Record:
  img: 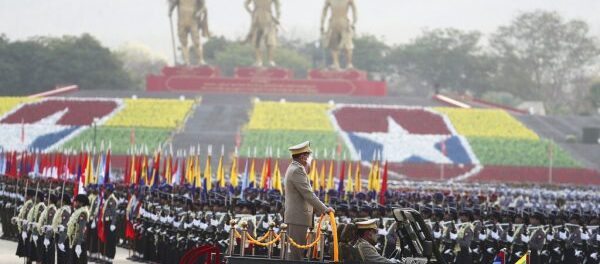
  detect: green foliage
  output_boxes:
[214,43,255,76]
[0,34,132,95]
[591,82,600,108]
[353,35,390,74]
[386,28,494,96]
[490,11,600,111]
[275,48,311,78]
[114,43,167,90]
[213,41,310,77]
[60,127,170,155]
[468,137,580,167]
[481,91,522,107]
[204,36,229,63]
[239,130,348,158]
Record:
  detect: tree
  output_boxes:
[214,41,310,77]
[115,43,167,90]
[591,82,600,109]
[386,28,494,96]
[490,11,600,112]
[352,35,389,74]
[0,34,132,95]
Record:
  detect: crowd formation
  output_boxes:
[2,175,600,264]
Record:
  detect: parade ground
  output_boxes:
[0,237,131,264]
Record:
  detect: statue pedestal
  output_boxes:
[160,66,221,78]
[147,66,386,96]
[308,69,368,81]
[234,67,294,79]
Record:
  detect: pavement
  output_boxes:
[0,238,136,264]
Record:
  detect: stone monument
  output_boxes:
[320,0,357,70]
[244,0,281,67]
[168,0,210,65]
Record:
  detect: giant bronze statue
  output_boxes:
[320,0,357,70]
[168,0,210,65]
[244,0,281,67]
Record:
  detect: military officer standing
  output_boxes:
[284,141,333,261]
[37,193,57,264]
[87,185,99,260]
[101,184,119,263]
[14,189,34,260]
[52,194,71,264]
[68,194,90,264]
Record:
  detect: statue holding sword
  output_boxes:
[244,0,281,67]
[168,0,210,65]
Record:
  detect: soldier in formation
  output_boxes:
[3,174,600,263]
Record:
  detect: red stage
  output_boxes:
[147,66,387,96]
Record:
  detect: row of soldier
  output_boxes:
[1,178,119,264]
[3,175,600,263]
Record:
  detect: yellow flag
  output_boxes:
[355,161,362,192]
[165,155,172,185]
[129,154,136,184]
[374,160,381,192]
[141,157,148,186]
[310,159,318,191]
[249,159,256,187]
[319,161,326,191]
[204,155,212,191]
[85,155,93,186]
[272,160,283,193]
[230,155,238,187]
[194,155,202,188]
[217,155,225,188]
[514,253,528,264]
[346,160,353,192]
[259,158,268,189]
[327,159,334,190]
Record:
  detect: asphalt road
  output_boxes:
[0,238,135,264]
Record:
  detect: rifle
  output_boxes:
[13,179,19,217]
[59,178,66,208]
[47,182,52,207]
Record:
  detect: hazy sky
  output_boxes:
[1,0,599,62]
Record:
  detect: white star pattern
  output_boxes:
[0,109,71,151]
[352,116,452,164]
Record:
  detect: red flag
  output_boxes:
[124,155,131,185]
[97,191,106,242]
[265,158,272,190]
[378,161,388,205]
[9,151,18,178]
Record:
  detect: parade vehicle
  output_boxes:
[191,208,448,264]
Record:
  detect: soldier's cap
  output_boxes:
[356,219,378,230]
[49,193,58,204]
[62,194,72,205]
[75,194,89,206]
[355,192,367,200]
[87,184,98,191]
[288,141,312,155]
[104,183,115,191]
[26,189,36,197]
[159,184,173,193]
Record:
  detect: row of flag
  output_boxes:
[1,146,392,202]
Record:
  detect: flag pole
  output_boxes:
[548,143,554,185]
